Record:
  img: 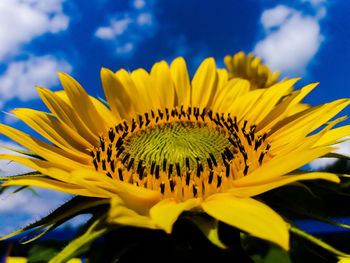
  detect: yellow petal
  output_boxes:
[213,78,250,112]
[150,60,175,109]
[58,72,107,135]
[108,195,157,229]
[271,99,350,148]
[228,89,264,119]
[170,57,191,107]
[191,57,217,108]
[232,52,246,76]
[37,87,97,145]
[235,146,335,185]
[130,68,156,111]
[215,68,229,94]
[12,108,90,161]
[224,54,234,74]
[0,154,77,173]
[149,198,200,233]
[284,83,317,116]
[286,102,310,116]
[68,169,162,214]
[0,125,91,170]
[89,95,119,128]
[0,156,108,199]
[202,194,289,250]
[2,177,98,197]
[231,172,340,197]
[258,83,317,132]
[298,116,348,150]
[245,78,299,124]
[314,125,350,147]
[101,67,135,121]
[115,69,145,114]
[338,257,350,263]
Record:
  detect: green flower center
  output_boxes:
[124,122,229,171]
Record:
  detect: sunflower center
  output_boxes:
[124,122,229,172]
[90,106,271,200]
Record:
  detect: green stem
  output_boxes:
[289,224,349,257]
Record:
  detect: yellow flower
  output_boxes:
[225,52,310,116]
[224,51,279,89]
[1,54,349,252]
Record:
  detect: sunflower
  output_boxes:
[224,51,279,89]
[225,52,310,115]
[1,53,350,261]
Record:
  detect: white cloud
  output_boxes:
[261,5,293,30]
[0,140,33,177]
[0,0,69,61]
[94,27,115,40]
[49,13,69,33]
[310,138,350,170]
[134,0,146,9]
[0,55,72,107]
[95,1,156,56]
[301,0,326,6]
[137,12,152,26]
[253,4,325,75]
[0,189,64,214]
[22,0,67,13]
[116,42,134,54]
[3,113,19,125]
[95,17,132,40]
[0,187,73,236]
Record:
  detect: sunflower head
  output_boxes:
[1,52,349,261]
[224,51,280,89]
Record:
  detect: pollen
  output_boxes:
[90,106,271,201]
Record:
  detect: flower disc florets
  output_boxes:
[90,105,270,200]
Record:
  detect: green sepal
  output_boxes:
[0,144,44,160]
[0,172,45,196]
[44,112,56,118]
[6,185,38,198]
[0,196,108,242]
[278,202,350,230]
[284,181,318,198]
[289,224,350,258]
[184,214,227,249]
[98,96,109,107]
[0,182,39,197]
[324,153,350,160]
[0,171,45,181]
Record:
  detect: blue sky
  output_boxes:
[1,0,350,235]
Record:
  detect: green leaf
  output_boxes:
[260,177,350,220]
[251,245,291,263]
[27,240,68,263]
[48,215,110,263]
